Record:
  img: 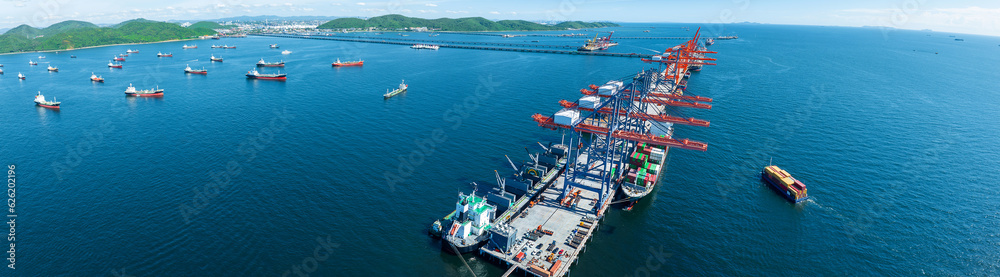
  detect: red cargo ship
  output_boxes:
[332,58,364,67]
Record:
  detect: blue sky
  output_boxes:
[2,0,999,36]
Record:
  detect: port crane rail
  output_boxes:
[530,28,716,208]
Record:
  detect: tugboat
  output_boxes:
[157,52,173,57]
[182,44,198,49]
[29,60,37,65]
[126,49,139,53]
[124,83,164,97]
[210,55,223,62]
[270,44,279,48]
[114,56,126,61]
[47,65,58,72]
[90,73,104,82]
[184,64,207,74]
[331,58,363,67]
[256,59,285,67]
[245,68,286,81]
[18,73,25,80]
[383,80,407,99]
[108,61,123,68]
[34,92,60,109]
[761,165,809,203]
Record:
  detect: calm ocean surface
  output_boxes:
[1,23,998,276]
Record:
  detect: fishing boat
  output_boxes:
[18,73,25,80]
[34,92,60,109]
[184,65,207,74]
[281,50,292,55]
[411,44,440,50]
[270,44,279,48]
[331,58,363,67]
[126,49,139,53]
[761,165,808,203]
[108,61,123,68]
[29,60,37,65]
[245,69,286,81]
[157,52,173,57]
[114,56,126,61]
[210,55,223,62]
[182,44,198,49]
[90,73,104,82]
[383,80,407,99]
[124,83,164,97]
[256,59,285,67]
[47,65,58,72]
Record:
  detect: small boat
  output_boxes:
[114,56,126,61]
[126,49,139,53]
[0,64,3,67]
[270,44,279,48]
[124,83,164,97]
[256,58,285,67]
[332,58,363,67]
[210,55,223,62]
[429,34,439,37]
[224,45,236,49]
[761,165,808,203]
[70,55,77,58]
[157,52,173,57]
[108,61,123,68]
[705,38,715,46]
[184,64,207,74]
[182,44,197,49]
[245,68,286,81]
[955,38,964,41]
[34,92,60,109]
[383,80,407,99]
[281,50,292,55]
[0,68,3,74]
[38,56,45,59]
[211,45,224,48]
[29,60,38,65]
[47,65,58,72]
[90,73,104,82]
[411,44,440,50]
[119,53,128,57]
[18,73,25,80]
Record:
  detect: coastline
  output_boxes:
[0,37,202,56]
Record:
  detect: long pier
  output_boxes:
[252,34,653,58]
[309,33,579,49]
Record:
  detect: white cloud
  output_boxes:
[445,10,468,14]
[356,2,366,5]
[331,3,342,6]
[425,3,437,7]
[489,11,500,15]
[509,12,517,15]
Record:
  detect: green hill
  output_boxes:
[317,14,618,31]
[4,24,43,38]
[188,21,224,30]
[0,19,217,53]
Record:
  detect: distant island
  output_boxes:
[317,14,619,31]
[0,19,217,54]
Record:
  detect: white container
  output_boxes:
[598,80,623,96]
[578,96,601,109]
[554,108,580,126]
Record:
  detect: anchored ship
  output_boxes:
[182,44,198,49]
[108,61,123,68]
[184,65,207,74]
[332,58,363,67]
[245,69,286,81]
[210,55,223,62]
[124,83,164,97]
[18,73,25,80]
[47,65,58,72]
[34,92,60,109]
[411,44,440,50]
[256,59,285,67]
[382,80,407,99]
[29,60,37,65]
[270,44,279,48]
[126,49,139,53]
[114,56,126,61]
[761,165,808,203]
[90,73,104,82]
[157,52,173,57]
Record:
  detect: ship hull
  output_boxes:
[257,64,285,67]
[126,92,164,97]
[442,236,489,255]
[109,66,122,68]
[185,71,207,75]
[92,79,104,82]
[247,75,287,81]
[36,103,60,109]
[617,146,669,202]
[332,62,363,67]
[761,171,808,203]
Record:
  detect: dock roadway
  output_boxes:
[250,34,654,59]
[480,152,616,277]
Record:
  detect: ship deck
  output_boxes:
[480,152,614,277]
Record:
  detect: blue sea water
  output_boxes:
[1,23,999,276]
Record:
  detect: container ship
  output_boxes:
[245,69,286,81]
[256,59,285,67]
[382,80,407,99]
[124,84,164,97]
[34,92,60,109]
[761,165,808,203]
[332,59,363,67]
